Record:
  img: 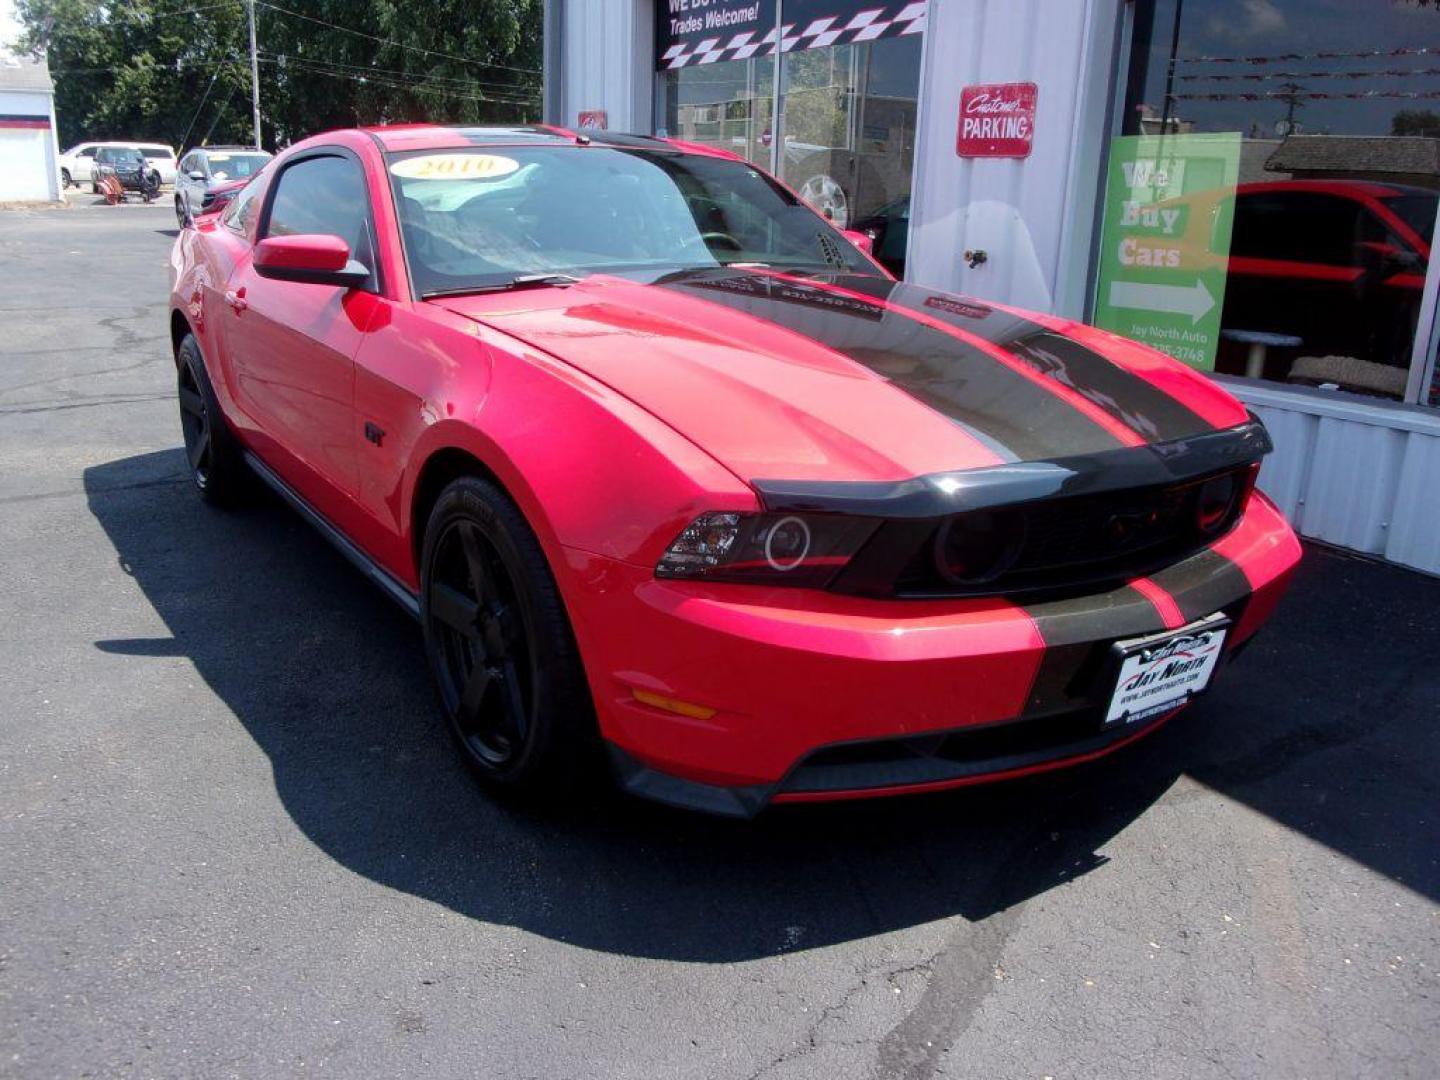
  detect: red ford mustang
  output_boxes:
[167,124,1301,816]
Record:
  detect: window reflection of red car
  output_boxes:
[1220,180,1435,381]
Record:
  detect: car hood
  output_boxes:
[434,268,1249,484]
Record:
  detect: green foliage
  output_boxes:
[1391,109,1440,138]
[16,0,542,151]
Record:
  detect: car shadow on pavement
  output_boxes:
[84,450,1440,962]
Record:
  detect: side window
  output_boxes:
[264,154,377,283]
[223,175,265,238]
[80,147,96,159]
[1231,193,1361,266]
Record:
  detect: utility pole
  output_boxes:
[246,0,262,149]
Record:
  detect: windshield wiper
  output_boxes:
[422,273,582,300]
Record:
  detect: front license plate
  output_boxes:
[1104,615,1229,727]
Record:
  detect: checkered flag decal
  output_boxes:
[660,2,927,70]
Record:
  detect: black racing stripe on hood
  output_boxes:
[810,276,1216,444]
[1020,583,1169,717]
[655,270,1128,463]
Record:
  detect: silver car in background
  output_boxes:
[174,146,272,222]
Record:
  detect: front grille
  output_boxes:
[1013,482,1194,572]
[838,465,1252,600]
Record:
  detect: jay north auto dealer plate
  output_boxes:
[1104,614,1230,727]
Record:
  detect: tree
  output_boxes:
[1392,109,1440,139]
[15,0,541,151]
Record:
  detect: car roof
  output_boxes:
[76,140,173,151]
[360,123,744,160]
[195,145,269,154]
[1235,178,1432,201]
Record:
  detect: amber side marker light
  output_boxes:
[631,689,718,721]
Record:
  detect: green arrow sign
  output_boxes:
[1092,133,1241,371]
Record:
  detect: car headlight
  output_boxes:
[656,511,877,588]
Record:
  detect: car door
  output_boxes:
[1225,190,1369,360]
[74,146,97,183]
[221,148,384,514]
[178,154,204,212]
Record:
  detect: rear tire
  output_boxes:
[176,333,247,506]
[420,475,596,798]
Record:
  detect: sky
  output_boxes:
[0,0,21,53]
[1137,0,1440,138]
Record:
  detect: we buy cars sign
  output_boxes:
[957,82,1038,158]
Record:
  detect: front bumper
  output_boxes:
[562,493,1301,816]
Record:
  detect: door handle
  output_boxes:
[224,287,248,312]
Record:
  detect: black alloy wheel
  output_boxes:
[421,476,594,792]
[429,516,535,767]
[178,351,214,491]
[175,333,245,505]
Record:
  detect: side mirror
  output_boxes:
[188,170,207,181]
[842,228,876,255]
[253,234,370,288]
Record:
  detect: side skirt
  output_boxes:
[243,451,421,621]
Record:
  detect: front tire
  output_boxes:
[176,333,247,505]
[60,168,71,189]
[420,476,595,796]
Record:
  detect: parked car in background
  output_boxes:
[59,141,175,189]
[186,173,253,224]
[167,124,1299,817]
[1221,180,1434,389]
[92,146,162,201]
[849,194,911,278]
[175,147,272,224]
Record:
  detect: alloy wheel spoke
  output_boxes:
[494,660,528,743]
[458,662,494,720]
[178,385,204,418]
[457,522,501,609]
[187,425,211,470]
[430,581,480,639]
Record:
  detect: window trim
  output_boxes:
[256,144,385,296]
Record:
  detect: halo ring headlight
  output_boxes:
[763,515,812,572]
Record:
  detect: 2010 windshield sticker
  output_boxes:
[390,154,519,181]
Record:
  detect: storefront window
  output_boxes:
[1096,0,1440,404]
[655,1,925,278]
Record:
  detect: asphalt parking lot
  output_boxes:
[1,205,1436,1080]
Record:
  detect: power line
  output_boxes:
[257,49,538,95]
[1172,45,1434,66]
[1175,64,1440,82]
[178,61,235,148]
[141,1,245,18]
[254,55,539,106]
[254,1,541,77]
[259,56,537,103]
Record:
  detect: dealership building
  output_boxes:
[542,0,1440,575]
[0,53,59,203]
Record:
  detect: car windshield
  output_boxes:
[205,153,269,180]
[99,148,143,165]
[386,145,881,296]
[1383,193,1437,247]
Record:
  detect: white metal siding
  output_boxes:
[1230,380,1440,577]
[552,0,652,132]
[0,88,58,202]
[907,0,1121,316]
